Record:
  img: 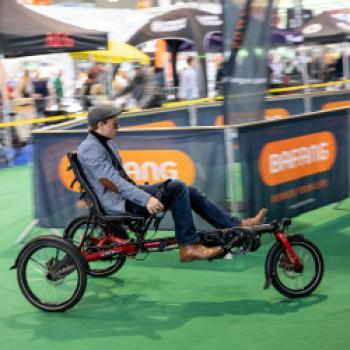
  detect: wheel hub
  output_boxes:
[279,255,304,279]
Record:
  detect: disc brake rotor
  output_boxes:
[279,253,304,279]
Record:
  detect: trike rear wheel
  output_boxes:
[16,237,87,312]
[63,216,127,277]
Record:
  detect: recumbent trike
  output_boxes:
[11,152,324,312]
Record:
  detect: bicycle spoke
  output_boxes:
[25,246,80,305]
[29,257,46,270]
[276,243,317,292]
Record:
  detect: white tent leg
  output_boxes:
[16,219,39,244]
[16,220,62,244]
[0,55,13,148]
[342,43,350,88]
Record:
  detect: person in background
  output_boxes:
[154,66,166,90]
[0,133,15,167]
[112,67,130,109]
[53,71,63,107]
[178,56,200,100]
[115,64,146,107]
[138,65,163,109]
[88,63,105,82]
[16,70,32,99]
[81,72,97,111]
[90,83,108,105]
[215,61,224,96]
[115,64,163,109]
[32,72,49,117]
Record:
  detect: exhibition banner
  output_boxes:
[62,107,191,130]
[60,93,348,134]
[195,97,305,126]
[196,104,224,126]
[238,108,349,219]
[33,128,227,229]
[311,91,350,112]
[119,108,191,128]
[264,96,305,120]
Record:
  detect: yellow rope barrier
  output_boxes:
[1,79,349,129]
[268,79,350,93]
[0,113,86,128]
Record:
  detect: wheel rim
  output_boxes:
[275,243,320,293]
[70,222,124,273]
[23,245,80,307]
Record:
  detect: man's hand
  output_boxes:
[146,197,164,215]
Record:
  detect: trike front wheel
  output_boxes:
[266,236,324,298]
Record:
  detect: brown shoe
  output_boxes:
[179,244,224,263]
[240,208,268,227]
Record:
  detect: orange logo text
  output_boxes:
[58,149,196,192]
[259,132,337,186]
[120,150,196,185]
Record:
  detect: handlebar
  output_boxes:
[146,179,172,232]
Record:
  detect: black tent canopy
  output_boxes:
[0,0,107,149]
[128,7,222,96]
[300,12,350,81]
[301,12,350,44]
[0,0,107,58]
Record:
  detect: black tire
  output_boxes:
[63,216,126,277]
[266,236,324,298]
[16,237,87,312]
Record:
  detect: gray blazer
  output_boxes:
[77,133,151,214]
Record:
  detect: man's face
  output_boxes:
[98,116,119,139]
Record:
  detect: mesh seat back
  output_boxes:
[67,152,106,215]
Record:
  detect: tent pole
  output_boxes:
[0,54,12,149]
[167,40,180,99]
[198,52,207,98]
[299,46,309,91]
[342,43,349,86]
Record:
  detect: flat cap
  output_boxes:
[87,105,122,127]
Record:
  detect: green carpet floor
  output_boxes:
[1,165,350,350]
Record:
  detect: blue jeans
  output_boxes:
[125,180,241,246]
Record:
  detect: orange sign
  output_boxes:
[215,115,224,126]
[58,155,80,193]
[58,149,196,192]
[321,100,350,111]
[125,120,176,129]
[264,108,289,120]
[120,150,196,185]
[259,132,337,186]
